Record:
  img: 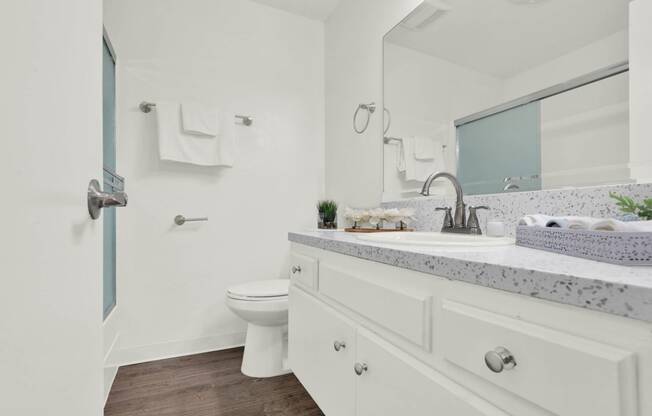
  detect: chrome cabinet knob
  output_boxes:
[484,347,516,373]
[291,265,302,274]
[333,341,346,352]
[354,362,368,376]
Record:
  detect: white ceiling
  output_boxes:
[386,0,629,78]
[249,0,342,21]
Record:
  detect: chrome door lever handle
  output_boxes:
[88,179,128,220]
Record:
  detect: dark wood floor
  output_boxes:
[104,347,323,416]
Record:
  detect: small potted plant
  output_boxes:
[317,200,338,229]
[610,192,652,220]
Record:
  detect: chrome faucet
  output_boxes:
[420,172,489,235]
[421,172,466,229]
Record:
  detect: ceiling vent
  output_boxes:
[400,0,452,31]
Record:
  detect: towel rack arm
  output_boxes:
[139,101,253,126]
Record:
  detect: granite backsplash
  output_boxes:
[381,183,652,236]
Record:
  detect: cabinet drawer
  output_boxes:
[319,263,432,350]
[288,286,355,416]
[289,252,318,289]
[440,300,637,416]
[356,328,510,416]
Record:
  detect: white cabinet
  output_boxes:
[355,328,509,416]
[288,245,651,416]
[319,263,432,350]
[288,285,355,416]
[289,285,506,416]
[289,252,319,289]
[440,300,637,416]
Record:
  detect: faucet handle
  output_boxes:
[469,205,490,212]
[436,207,454,229]
[467,206,489,234]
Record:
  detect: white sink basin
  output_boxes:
[356,232,514,248]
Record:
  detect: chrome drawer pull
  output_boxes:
[484,347,516,373]
[333,341,346,352]
[354,362,368,376]
[291,265,302,274]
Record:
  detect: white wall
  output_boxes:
[103,0,324,364]
[325,0,422,208]
[629,0,652,183]
[0,1,104,415]
[382,43,503,200]
[502,30,628,101]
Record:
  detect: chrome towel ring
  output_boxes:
[353,102,376,134]
[383,107,391,135]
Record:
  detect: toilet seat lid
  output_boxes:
[227,279,289,300]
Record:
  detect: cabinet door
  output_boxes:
[355,329,509,416]
[289,285,356,416]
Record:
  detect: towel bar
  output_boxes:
[139,101,253,126]
[174,215,208,226]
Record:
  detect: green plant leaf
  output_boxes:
[610,192,652,220]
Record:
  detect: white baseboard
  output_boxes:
[106,331,247,367]
[103,308,121,406]
[103,365,119,406]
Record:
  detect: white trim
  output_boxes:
[103,366,119,406]
[105,331,247,367]
[104,332,120,363]
[102,307,121,405]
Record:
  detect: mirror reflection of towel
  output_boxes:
[414,136,435,160]
[400,136,446,181]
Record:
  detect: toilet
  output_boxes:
[226,279,290,378]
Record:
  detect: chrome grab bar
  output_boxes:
[174,215,208,226]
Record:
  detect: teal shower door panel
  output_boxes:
[103,38,117,319]
[457,102,542,195]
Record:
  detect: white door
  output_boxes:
[0,1,104,415]
[355,329,509,416]
[289,286,356,416]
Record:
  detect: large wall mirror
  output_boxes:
[383,0,632,201]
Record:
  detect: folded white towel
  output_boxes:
[545,216,602,230]
[396,139,406,173]
[518,214,554,227]
[181,101,219,137]
[591,219,652,232]
[400,136,446,182]
[519,214,652,232]
[414,136,435,160]
[402,137,417,180]
[156,102,235,167]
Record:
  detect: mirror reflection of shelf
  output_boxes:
[384,136,447,150]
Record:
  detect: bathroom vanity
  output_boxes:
[287,231,652,416]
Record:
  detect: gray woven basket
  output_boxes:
[516,225,652,266]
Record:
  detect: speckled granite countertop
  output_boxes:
[289,230,652,323]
